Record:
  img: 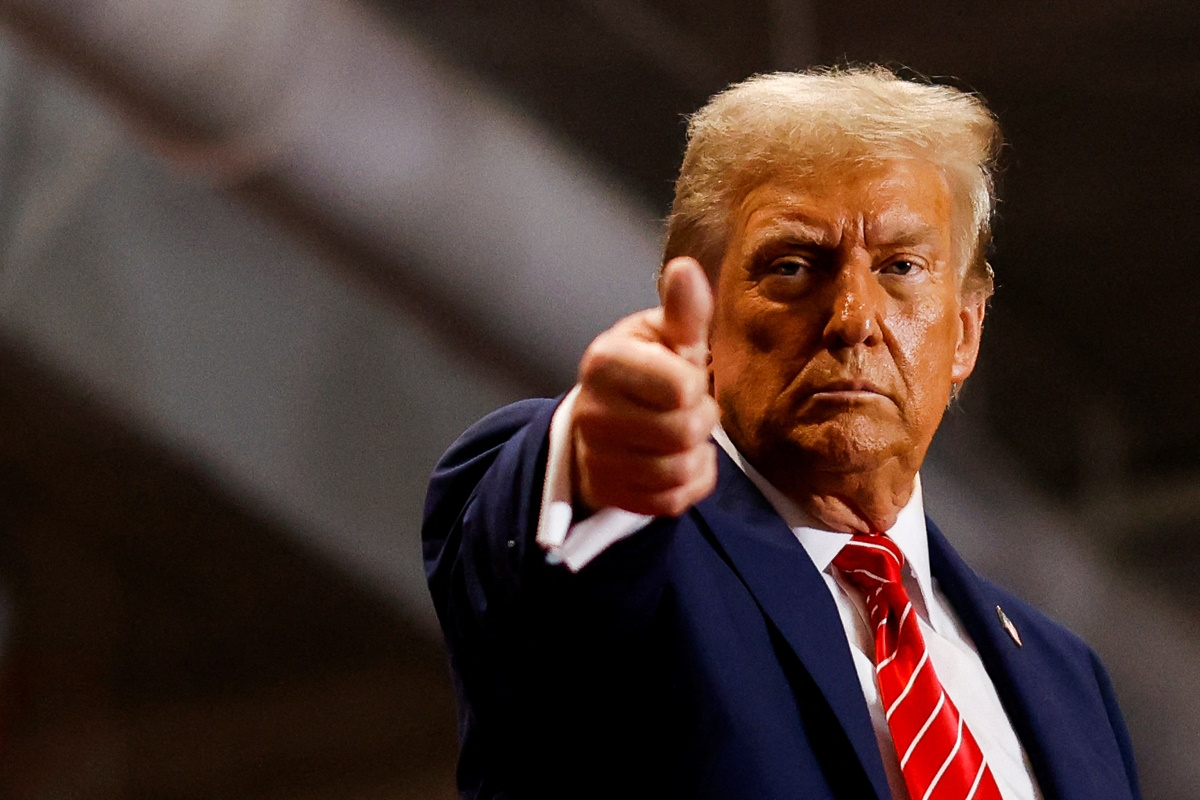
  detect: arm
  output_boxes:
[424,257,722,639]
[421,392,686,741]
[423,396,560,642]
[420,261,722,796]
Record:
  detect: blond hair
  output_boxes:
[663,67,1002,297]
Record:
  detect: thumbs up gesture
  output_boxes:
[572,257,720,516]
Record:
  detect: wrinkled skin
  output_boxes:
[572,158,984,533]
[710,159,985,532]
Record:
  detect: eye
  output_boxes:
[881,258,922,276]
[769,256,812,276]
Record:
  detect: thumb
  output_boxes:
[659,257,713,366]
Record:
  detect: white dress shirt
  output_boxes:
[536,389,1042,799]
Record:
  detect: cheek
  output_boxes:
[888,300,962,405]
[710,299,807,422]
[726,302,818,390]
[890,318,930,371]
[733,288,820,352]
[713,294,767,373]
[743,309,788,357]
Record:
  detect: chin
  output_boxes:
[784,418,909,474]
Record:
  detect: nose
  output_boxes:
[822,259,881,349]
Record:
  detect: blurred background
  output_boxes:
[0,0,1195,797]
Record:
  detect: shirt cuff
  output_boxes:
[536,385,653,572]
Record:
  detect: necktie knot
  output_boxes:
[832,533,905,592]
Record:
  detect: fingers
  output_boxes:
[574,337,718,516]
[575,437,718,518]
[572,261,719,517]
[580,334,708,411]
[574,390,718,456]
[659,257,713,366]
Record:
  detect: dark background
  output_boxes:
[0,2,1196,798]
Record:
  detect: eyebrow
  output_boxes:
[744,218,837,251]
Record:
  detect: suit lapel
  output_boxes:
[693,452,891,800]
[926,521,1131,800]
[926,522,1063,796]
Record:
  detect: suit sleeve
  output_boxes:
[422,398,677,666]
[422,398,560,645]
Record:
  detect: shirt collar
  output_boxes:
[712,425,933,613]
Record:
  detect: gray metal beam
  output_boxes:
[0,0,662,394]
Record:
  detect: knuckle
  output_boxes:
[663,407,711,452]
[660,453,690,486]
[667,368,699,409]
[684,407,713,445]
[578,337,616,383]
[660,486,695,517]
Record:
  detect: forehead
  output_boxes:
[727,159,958,253]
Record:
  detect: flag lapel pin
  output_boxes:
[996,605,1022,648]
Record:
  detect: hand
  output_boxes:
[572,257,720,516]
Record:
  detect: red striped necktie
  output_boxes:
[833,534,1003,800]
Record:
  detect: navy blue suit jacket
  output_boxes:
[423,398,1141,799]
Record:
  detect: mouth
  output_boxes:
[796,379,892,410]
[803,379,891,403]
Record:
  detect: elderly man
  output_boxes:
[423,68,1141,800]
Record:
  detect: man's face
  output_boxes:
[708,158,984,484]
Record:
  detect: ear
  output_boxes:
[951,292,986,385]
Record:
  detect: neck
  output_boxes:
[791,468,916,534]
[711,425,925,534]
[753,451,920,535]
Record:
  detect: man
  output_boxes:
[423,68,1141,800]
